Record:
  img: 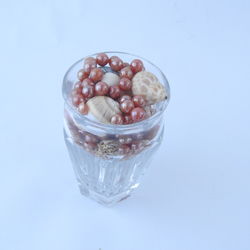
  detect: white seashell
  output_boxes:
[87,96,121,124]
[132,71,167,104]
[102,72,120,87]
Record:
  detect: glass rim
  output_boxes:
[62,51,171,131]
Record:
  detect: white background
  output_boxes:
[0,0,250,249]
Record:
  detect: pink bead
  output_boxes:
[109,56,123,71]
[109,85,121,99]
[73,81,83,94]
[122,62,130,68]
[123,115,133,124]
[132,95,146,107]
[130,59,144,73]
[120,100,134,114]
[78,102,89,115]
[89,68,104,83]
[84,133,98,143]
[96,53,109,66]
[120,66,133,80]
[72,94,84,106]
[130,107,146,122]
[95,81,109,96]
[118,145,130,155]
[84,57,97,73]
[119,95,132,103]
[81,78,94,87]
[77,69,89,81]
[83,142,97,152]
[111,114,123,124]
[82,85,94,98]
[119,78,132,91]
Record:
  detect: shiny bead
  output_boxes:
[119,136,132,144]
[83,57,97,73]
[122,62,130,68]
[132,95,146,107]
[130,59,144,73]
[73,81,83,94]
[72,94,84,106]
[130,107,146,122]
[111,114,123,124]
[78,102,89,115]
[120,100,134,113]
[123,115,133,124]
[119,95,132,103]
[83,142,97,152]
[109,56,123,71]
[119,78,132,91]
[96,53,109,66]
[82,85,94,98]
[118,145,130,155]
[95,81,109,96]
[77,69,89,81]
[120,66,133,80]
[109,85,121,99]
[81,78,94,87]
[89,68,104,83]
[84,133,99,143]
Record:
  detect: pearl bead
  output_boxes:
[84,57,97,73]
[81,78,95,87]
[111,114,123,124]
[82,85,94,98]
[109,56,123,71]
[73,81,83,94]
[123,115,133,124]
[130,107,146,122]
[132,95,146,107]
[77,69,89,81]
[118,145,130,155]
[72,94,84,106]
[95,81,109,96]
[96,53,109,66]
[122,62,130,68]
[84,133,98,143]
[120,100,134,113]
[120,66,133,80]
[89,68,104,83]
[119,78,132,91]
[109,85,121,99]
[130,59,144,73]
[119,95,132,103]
[78,102,89,115]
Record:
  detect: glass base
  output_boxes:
[78,182,139,206]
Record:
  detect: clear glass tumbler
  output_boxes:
[62,52,170,206]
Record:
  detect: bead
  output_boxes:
[120,100,134,114]
[83,142,97,152]
[109,85,121,99]
[119,136,132,144]
[120,66,133,80]
[109,56,123,71]
[89,68,104,83]
[123,115,133,124]
[83,57,97,73]
[132,95,146,107]
[111,114,123,124]
[119,78,132,91]
[72,94,84,106]
[118,145,130,155]
[119,95,132,103]
[77,69,89,81]
[96,53,109,66]
[82,85,94,98]
[81,78,95,87]
[130,107,146,122]
[84,133,99,143]
[78,102,89,115]
[95,81,109,96]
[73,81,83,94]
[130,59,144,73]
